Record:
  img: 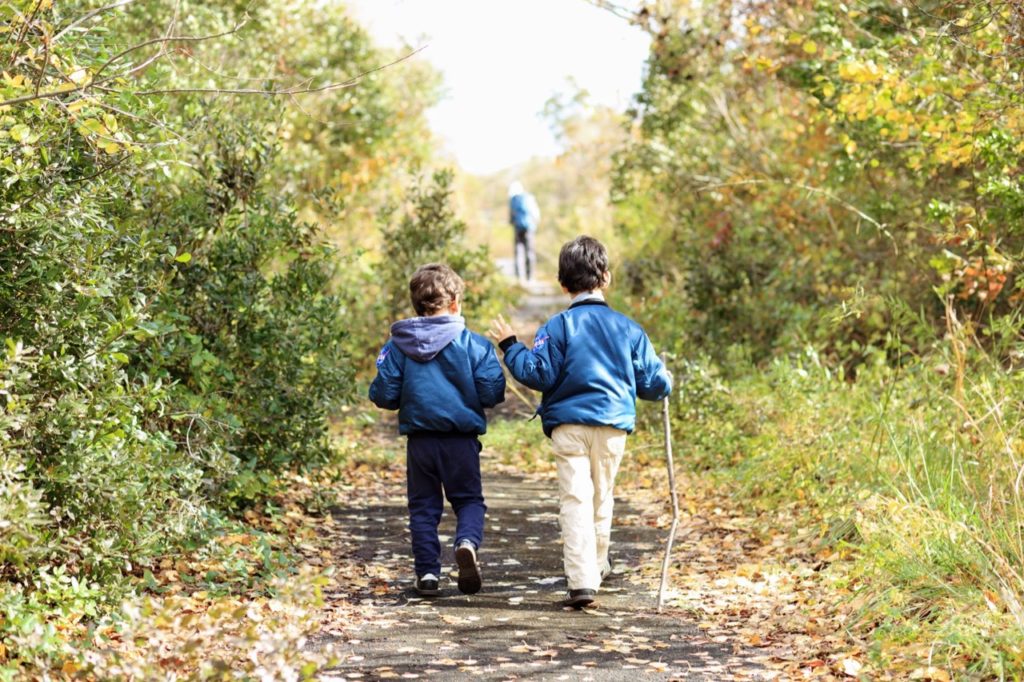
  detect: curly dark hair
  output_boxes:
[409,263,465,316]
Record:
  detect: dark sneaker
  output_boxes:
[454,541,482,595]
[562,588,597,608]
[414,573,440,597]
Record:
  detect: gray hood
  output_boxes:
[391,315,466,362]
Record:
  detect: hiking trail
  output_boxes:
[314,274,772,680]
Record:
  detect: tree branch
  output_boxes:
[582,0,638,22]
[0,19,247,108]
[695,177,896,246]
[91,20,249,81]
[0,31,425,109]
[130,44,426,98]
[51,0,137,44]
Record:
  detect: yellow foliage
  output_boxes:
[838,60,886,84]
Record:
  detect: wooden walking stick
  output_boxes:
[657,353,679,613]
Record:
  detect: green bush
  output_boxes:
[378,169,513,321]
[614,0,1024,366]
[0,0,451,669]
[143,111,355,502]
[669,347,1024,674]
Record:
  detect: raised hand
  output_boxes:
[488,313,516,343]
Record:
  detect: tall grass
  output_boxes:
[673,339,1024,674]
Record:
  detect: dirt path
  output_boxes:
[313,274,771,680]
[315,467,768,680]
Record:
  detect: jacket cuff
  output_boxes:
[498,335,518,353]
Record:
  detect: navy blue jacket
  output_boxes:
[369,315,505,435]
[500,300,671,437]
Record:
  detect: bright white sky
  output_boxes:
[346,0,650,175]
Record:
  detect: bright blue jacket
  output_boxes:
[500,300,671,437]
[369,315,505,435]
[509,193,540,232]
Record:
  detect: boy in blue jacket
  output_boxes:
[369,264,506,597]
[489,236,671,608]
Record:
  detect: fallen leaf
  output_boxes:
[840,658,863,677]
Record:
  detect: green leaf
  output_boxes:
[175,253,192,263]
[9,123,30,142]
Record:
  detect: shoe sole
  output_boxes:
[454,546,482,595]
[562,594,595,609]
[415,588,440,597]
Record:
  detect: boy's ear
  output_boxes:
[601,271,612,289]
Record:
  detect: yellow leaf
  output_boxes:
[9,123,30,142]
[218,533,252,546]
[103,141,120,154]
[803,41,818,55]
[79,118,108,136]
[839,60,884,84]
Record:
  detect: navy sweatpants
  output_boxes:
[406,434,486,577]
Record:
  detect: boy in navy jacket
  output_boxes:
[490,236,671,608]
[369,264,506,597]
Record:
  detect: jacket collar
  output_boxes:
[569,290,607,309]
[571,290,604,303]
[569,299,610,310]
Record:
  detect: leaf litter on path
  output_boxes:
[311,444,776,680]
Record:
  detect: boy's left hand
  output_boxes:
[488,314,516,343]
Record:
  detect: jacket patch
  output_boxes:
[531,334,549,353]
[376,346,391,367]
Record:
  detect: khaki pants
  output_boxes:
[551,424,628,590]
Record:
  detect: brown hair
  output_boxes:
[558,235,609,294]
[409,264,465,316]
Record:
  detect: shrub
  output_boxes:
[337,169,516,372]
[669,346,1024,674]
[0,0,444,668]
[378,169,512,320]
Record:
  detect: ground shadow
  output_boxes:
[313,469,769,680]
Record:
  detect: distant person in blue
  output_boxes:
[369,264,506,598]
[508,180,540,283]
[488,236,672,609]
